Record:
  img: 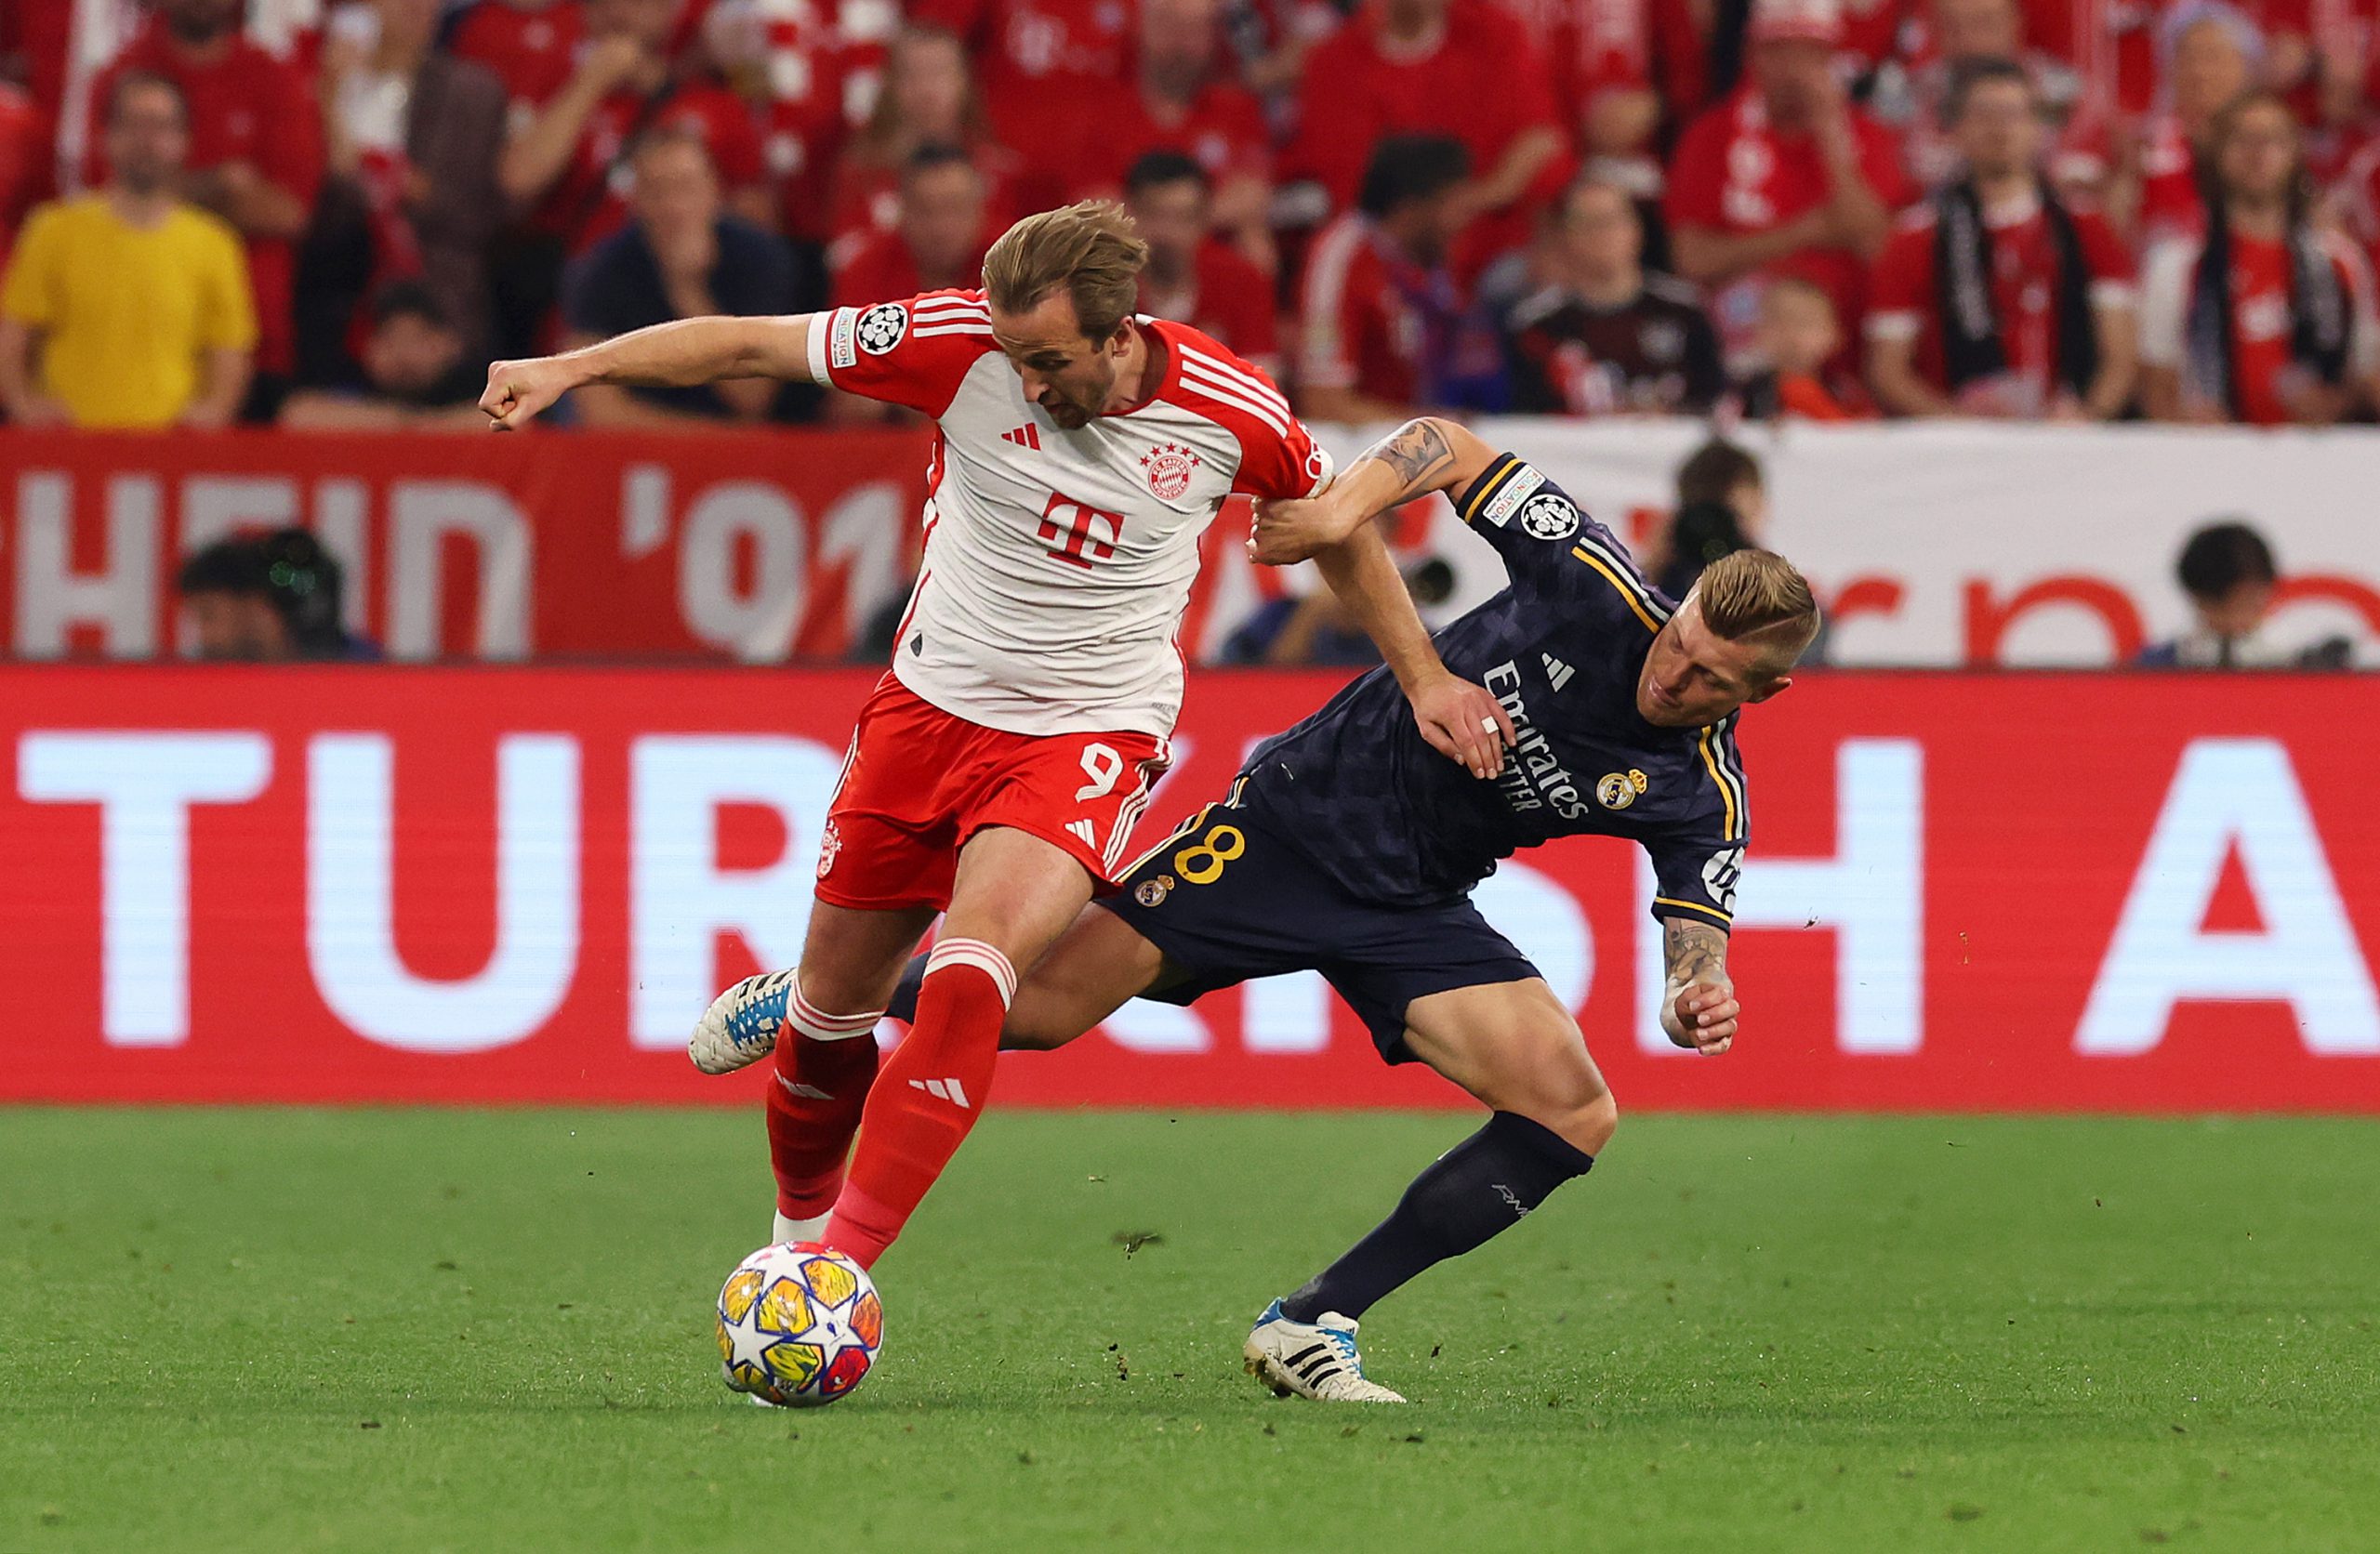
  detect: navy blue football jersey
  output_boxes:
[1232,451,1748,928]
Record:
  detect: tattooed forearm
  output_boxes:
[1663,917,1728,987]
[1360,417,1457,499]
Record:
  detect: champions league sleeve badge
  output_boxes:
[1519,494,1581,541]
[854,303,908,355]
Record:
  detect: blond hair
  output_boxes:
[1694,550,1820,670]
[982,201,1149,342]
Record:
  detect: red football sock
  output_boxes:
[764,975,886,1224]
[825,938,1014,1267]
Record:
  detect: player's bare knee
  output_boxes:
[1562,1089,1620,1156]
[1509,1049,1616,1155]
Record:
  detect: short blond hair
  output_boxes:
[982,201,1149,342]
[1694,549,1820,670]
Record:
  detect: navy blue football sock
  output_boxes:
[1278,1111,1594,1324]
[884,954,929,1023]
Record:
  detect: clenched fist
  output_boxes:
[479,357,580,431]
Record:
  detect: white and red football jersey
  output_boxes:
[805,289,1335,738]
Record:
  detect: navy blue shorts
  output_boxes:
[1098,799,1541,1063]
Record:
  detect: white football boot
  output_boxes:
[688,969,795,1074]
[1243,1300,1406,1403]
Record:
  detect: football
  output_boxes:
[714,1242,883,1407]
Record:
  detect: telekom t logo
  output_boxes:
[1037,494,1123,570]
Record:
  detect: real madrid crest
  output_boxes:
[1134,874,1175,907]
[1595,769,1649,810]
[1140,442,1201,500]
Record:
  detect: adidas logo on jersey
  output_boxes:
[1066,819,1097,848]
[1001,424,1042,450]
[909,1076,972,1108]
[1541,654,1575,691]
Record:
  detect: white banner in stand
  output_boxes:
[1324,419,2380,668]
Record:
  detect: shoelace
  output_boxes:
[1318,1326,1363,1374]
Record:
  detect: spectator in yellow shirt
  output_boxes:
[0,72,257,429]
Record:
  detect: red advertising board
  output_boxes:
[1,665,2375,1111]
[0,428,1289,665]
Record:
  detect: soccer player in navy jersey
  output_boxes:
[884,416,1819,1401]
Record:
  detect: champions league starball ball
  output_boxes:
[715,1242,883,1407]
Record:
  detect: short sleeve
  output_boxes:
[1646,826,1739,931]
[1864,225,1932,336]
[805,289,994,417]
[1646,726,1748,931]
[197,223,258,350]
[0,204,60,324]
[1453,451,1659,628]
[1231,411,1333,500]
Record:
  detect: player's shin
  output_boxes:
[823,938,1014,1267]
[763,975,887,1241]
[1277,1112,1595,1324]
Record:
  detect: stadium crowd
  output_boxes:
[4,0,2380,433]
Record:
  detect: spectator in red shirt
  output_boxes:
[2139,90,2380,424]
[1877,0,2111,198]
[1061,0,1275,265]
[497,0,773,253]
[826,26,1023,267]
[1297,133,1504,420]
[833,145,990,304]
[2118,3,2260,248]
[85,0,325,402]
[1665,0,1913,370]
[1867,59,2139,417]
[695,0,880,245]
[445,0,587,128]
[1125,150,1280,372]
[826,144,992,423]
[1287,0,1572,275]
[910,0,1138,163]
[1495,0,1665,184]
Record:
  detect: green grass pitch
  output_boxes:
[5,1109,2376,1553]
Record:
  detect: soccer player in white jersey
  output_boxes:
[482,201,1514,1277]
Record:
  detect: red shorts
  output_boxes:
[814,674,1171,912]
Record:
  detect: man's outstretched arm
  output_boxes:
[1310,521,1514,780]
[1249,417,1500,564]
[1659,916,1739,1056]
[480,313,822,429]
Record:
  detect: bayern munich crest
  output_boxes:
[817,818,843,879]
[1141,442,1201,500]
